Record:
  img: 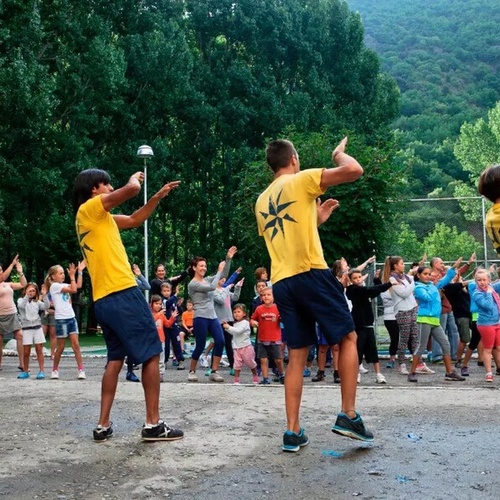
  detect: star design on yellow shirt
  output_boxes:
[259,189,297,240]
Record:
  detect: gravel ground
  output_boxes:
[1,353,500,500]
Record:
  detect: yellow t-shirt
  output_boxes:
[76,196,137,301]
[485,203,500,257]
[255,168,327,284]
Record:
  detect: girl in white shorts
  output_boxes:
[17,283,50,379]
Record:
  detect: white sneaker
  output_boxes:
[209,371,224,382]
[199,356,209,368]
[415,362,435,374]
[359,363,369,374]
[376,373,387,384]
[357,372,361,384]
[187,371,198,382]
[399,363,409,375]
[51,370,59,379]
[219,359,230,368]
[77,370,86,380]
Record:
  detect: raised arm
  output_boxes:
[320,137,364,190]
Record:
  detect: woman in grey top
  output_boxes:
[187,246,237,382]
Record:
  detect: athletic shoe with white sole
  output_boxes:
[415,363,435,374]
[93,422,114,442]
[332,412,374,442]
[359,363,368,374]
[187,370,198,382]
[375,373,386,384]
[282,428,309,452]
[141,420,184,441]
[399,363,409,375]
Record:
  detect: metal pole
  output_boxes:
[144,158,149,301]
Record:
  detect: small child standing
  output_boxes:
[16,283,50,379]
[181,299,194,354]
[250,287,284,384]
[151,294,178,382]
[222,304,259,384]
[46,262,86,380]
[346,269,392,384]
[160,282,186,370]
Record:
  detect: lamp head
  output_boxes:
[137,145,154,158]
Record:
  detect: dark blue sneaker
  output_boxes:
[259,377,271,385]
[332,412,374,442]
[282,428,309,452]
[126,371,140,382]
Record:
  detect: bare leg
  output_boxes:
[35,343,44,372]
[482,348,492,375]
[260,358,269,379]
[0,333,3,369]
[443,354,453,374]
[15,330,23,370]
[275,358,284,374]
[98,359,124,427]
[212,354,221,371]
[284,346,308,433]
[189,358,197,372]
[69,334,84,367]
[338,332,359,417]
[142,355,161,424]
[52,338,66,370]
[23,345,31,373]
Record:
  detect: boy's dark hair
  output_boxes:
[266,139,296,173]
[188,257,206,278]
[72,169,111,214]
[256,279,267,286]
[150,294,162,304]
[478,165,500,203]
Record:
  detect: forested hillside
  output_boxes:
[347,0,500,195]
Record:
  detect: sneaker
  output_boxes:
[36,372,45,380]
[93,422,114,443]
[432,357,444,364]
[177,361,185,371]
[160,373,164,383]
[399,363,409,375]
[357,372,361,384]
[485,372,494,382]
[461,366,470,377]
[415,363,435,374]
[187,370,198,382]
[376,373,386,384]
[126,371,140,382]
[220,359,230,367]
[359,363,368,374]
[332,412,374,442]
[234,377,241,385]
[282,428,309,452]
[279,374,285,384]
[252,375,260,384]
[209,371,224,382]
[199,356,209,368]
[386,361,395,369]
[78,370,86,380]
[407,372,418,383]
[259,378,271,385]
[496,368,500,376]
[17,371,30,379]
[333,371,341,384]
[229,368,235,376]
[303,368,311,377]
[312,370,325,382]
[51,370,59,379]
[141,420,184,442]
[204,369,212,377]
[477,360,484,367]
[455,360,463,369]
[172,359,179,367]
[445,371,466,381]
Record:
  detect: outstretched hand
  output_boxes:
[156,181,181,199]
[317,198,339,226]
[332,137,348,162]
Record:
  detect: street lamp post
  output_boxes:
[136,144,154,299]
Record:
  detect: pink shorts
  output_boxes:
[233,344,257,371]
[477,324,500,349]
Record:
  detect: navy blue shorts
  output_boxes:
[272,269,354,349]
[94,287,162,364]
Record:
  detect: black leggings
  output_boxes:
[384,319,400,356]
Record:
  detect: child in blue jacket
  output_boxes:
[408,259,465,382]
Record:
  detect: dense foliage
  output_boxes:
[0,0,401,304]
[347,0,500,197]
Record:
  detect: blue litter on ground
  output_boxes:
[396,475,415,483]
[322,450,343,457]
[407,433,421,442]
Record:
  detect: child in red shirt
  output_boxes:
[251,287,284,384]
[151,294,178,382]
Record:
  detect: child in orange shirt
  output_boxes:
[151,294,178,382]
[250,287,284,384]
[181,299,194,354]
